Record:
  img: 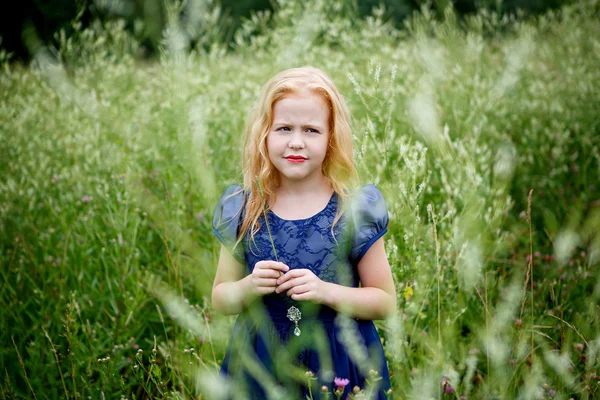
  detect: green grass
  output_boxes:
[1,0,599,398]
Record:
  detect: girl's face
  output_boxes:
[267,90,330,186]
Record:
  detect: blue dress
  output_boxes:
[212,184,391,400]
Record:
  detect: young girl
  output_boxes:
[211,66,396,399]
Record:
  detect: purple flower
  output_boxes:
[82,195,90,203]
[515,319,523,328]
[445,385,454,393]
[334,377,349,388]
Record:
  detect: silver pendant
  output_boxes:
[287,306,302,336]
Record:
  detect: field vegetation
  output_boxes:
[1,0,599,398]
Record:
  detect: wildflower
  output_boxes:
[515,319,522,328]
[353,386,360,393]
[82,195,90,203]
[321,386,329,393]
[445,385,454,393]
[589,372,597,379]
[403,286,413,301]
[334,377,349,388]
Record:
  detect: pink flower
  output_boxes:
[82,195,90,203]
[334,377,349,388]
[515,319,523,328]
[445,385,454,393]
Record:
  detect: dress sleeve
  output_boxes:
[212,184,246,263]
[349,184,389,265]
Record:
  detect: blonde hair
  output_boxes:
[235,66,358,247]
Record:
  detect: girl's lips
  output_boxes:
[286,157,306,163]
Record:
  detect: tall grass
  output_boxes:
[1,0,599,398]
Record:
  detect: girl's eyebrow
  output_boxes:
[272,121,324,130]
[301,124,323,130]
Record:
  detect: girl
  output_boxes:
[211,66,396,399]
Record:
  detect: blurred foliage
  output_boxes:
[1,0,599,398]
[1,0,578,62]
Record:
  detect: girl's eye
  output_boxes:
[306,128,319,133]
[277,127,291,132]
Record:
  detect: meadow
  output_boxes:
[1,0,599,398]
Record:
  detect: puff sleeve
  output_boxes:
[212,184,246,264]
[349,184,389,265]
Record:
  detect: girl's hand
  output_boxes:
[250,261,289,296]
[275,269,327,303]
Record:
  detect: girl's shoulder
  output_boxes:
[212,184,246,261]
[352,184,385,207]
[347,184,389,265]
[213,184,246,223]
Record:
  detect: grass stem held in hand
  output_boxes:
[255,177,281,276]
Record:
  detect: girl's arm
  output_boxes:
[276,238,397,320]
[212,245,289,315]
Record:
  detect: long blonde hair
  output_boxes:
[235,66,358,247]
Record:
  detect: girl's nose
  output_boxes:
[288,131,305,149]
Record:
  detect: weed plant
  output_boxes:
[1,0,599,398]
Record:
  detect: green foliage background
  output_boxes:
[1,0,599,398]
[1,0,577,62]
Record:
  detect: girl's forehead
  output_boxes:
[273,93,329,117]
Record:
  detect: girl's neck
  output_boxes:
[270,176,334,220]
[274,175,332,199]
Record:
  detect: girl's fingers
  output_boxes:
[291,292,310,301]
[275,276,307,293]
[256,286,276,295]
[277,269,305,285]
[286,284,309,297]
[255,261,290,272]
[255,278,278,287]
[256,269,281,279]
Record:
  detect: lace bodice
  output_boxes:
[213,184,387,280]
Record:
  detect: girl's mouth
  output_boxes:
[285,156,306,163]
